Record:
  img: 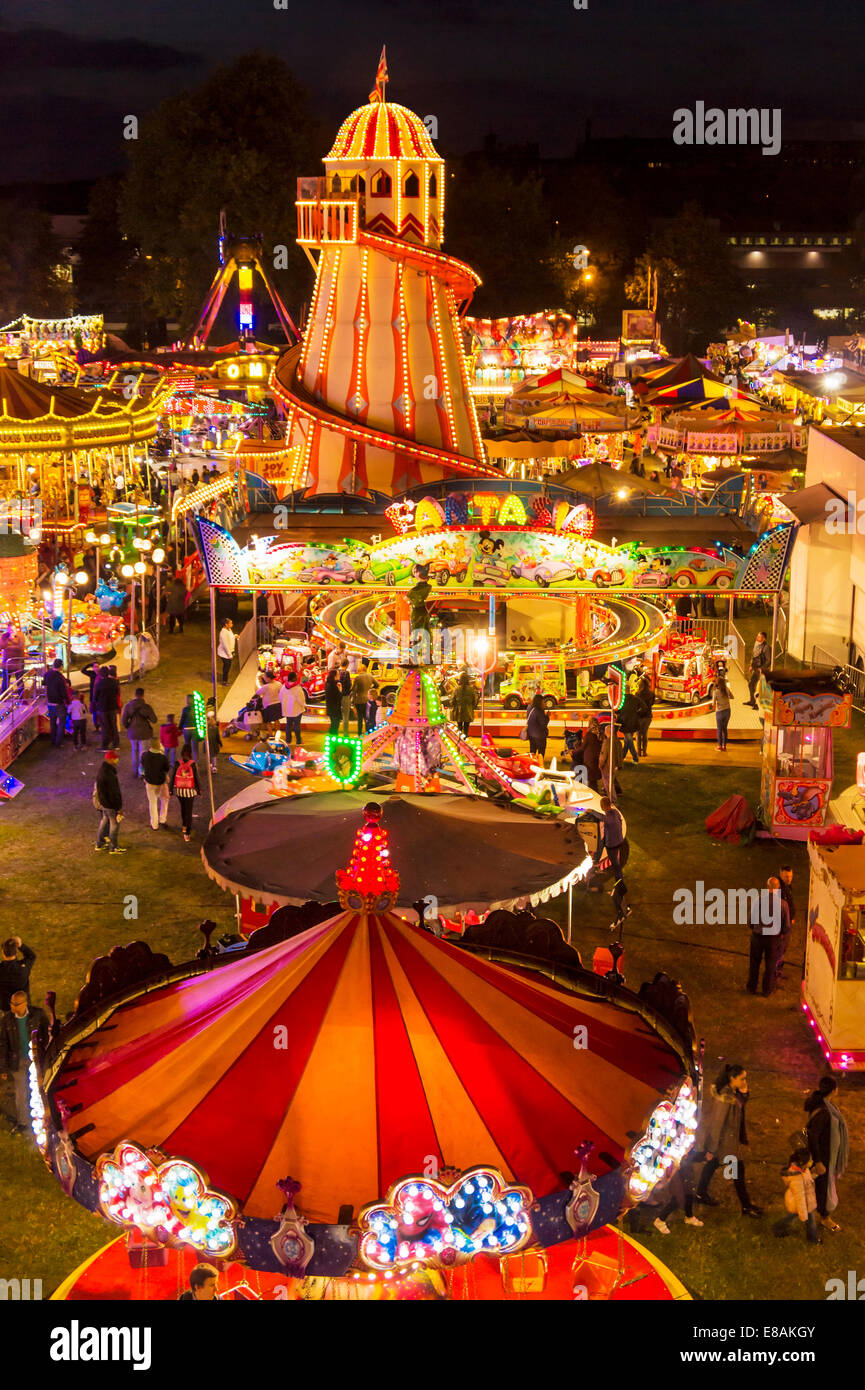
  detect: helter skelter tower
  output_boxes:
[270,51,499,497]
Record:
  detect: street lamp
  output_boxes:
[152,548,165,650]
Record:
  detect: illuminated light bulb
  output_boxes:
[121,564,134,578]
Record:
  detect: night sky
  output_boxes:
[4,0,865,183]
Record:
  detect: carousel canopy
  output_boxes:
[482,429,583,459]
[48,889,686,1225]
[0,365,164,454]
[556,461,673,498]
[202,790,585,912]
[516,401,626,432]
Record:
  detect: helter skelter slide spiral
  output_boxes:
[270,58,502,499]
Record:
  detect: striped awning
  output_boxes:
[50,909,685,1225]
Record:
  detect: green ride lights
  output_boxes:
[325,733,364,787]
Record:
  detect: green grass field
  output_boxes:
[2,603,863,1301]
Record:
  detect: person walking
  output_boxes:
[712,674,732,751]
[526,692,549,761]
[0,991,49,1134]
[167,575,187,634]
[68,692,87,750]
[635,671,654,758]
[84,662,103,733]
[141,738,170,831]
[338,660,352,734]
[618,690,645,764]
[746,876,788,995]
[350,663,372,736]
[746,631,770,708]
[774,864,796,982]
[94,665,121,750]
[121,686,158,777]
[217,618,237,684]
[599,794,630,929]
[279,672,307,747]
[94,750,125,853]
[805,1076,850,1232]
[0,938,36,1012]
[44,658,69,747]
[325,669,342,734]
[652,1146,703,1235]
[178,693,201,760]
[580,716,603,791]
[774,1149,822,1244]
[694,1063,762,1217]
[451,671,479,736]
[171,744,201,842]
[206,710,222,772]
[160,712,181,768]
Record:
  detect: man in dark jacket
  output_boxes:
[167,576,188,634]
[746,632,770,708]
[44,658,69,746]
[618,691,647,764]
[776,865,796,982]
[1,992,49,1132]
[94,665,121,750]
[0,937,35,1011]
[122,687,158,777]
[95,749,125,853]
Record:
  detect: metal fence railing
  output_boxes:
[0,678,43,735]
[812,644,865,713]
[671,616,730,649]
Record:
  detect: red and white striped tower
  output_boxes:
[271,53,498,497]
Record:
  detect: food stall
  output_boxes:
[804,841,865,1069]
[759,671,852,839]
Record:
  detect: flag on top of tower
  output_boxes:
[369,46,388,103]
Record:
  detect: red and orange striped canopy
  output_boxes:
[52,910,686,1224]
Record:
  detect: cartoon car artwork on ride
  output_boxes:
[577,564,627,588]
[295,553,365,585]
[473,558,512,586]
[510,552,577,588]
[428,535,471,586]
[195,512,797,599]
[669,553,736,590]
[632,569,671,590]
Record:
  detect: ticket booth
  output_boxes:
[804,840,865,1069]
[760,673,852,839]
